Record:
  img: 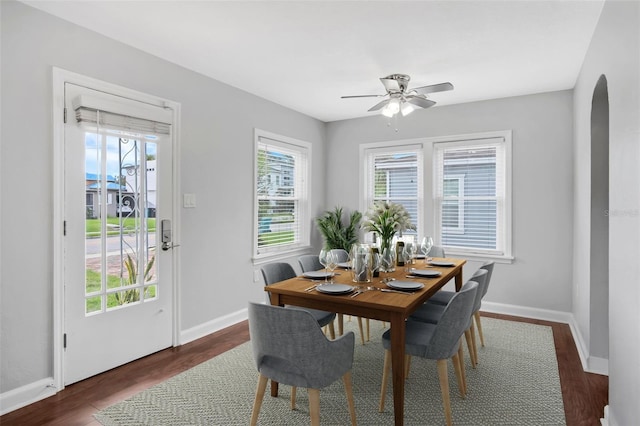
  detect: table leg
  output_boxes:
[455,268,463,291]
[338,313,344,335]
[390,312,405,426]
[268,292,283,397]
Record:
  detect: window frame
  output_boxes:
[360,140,425,243]
[360,131,513,262]
[431,131,513,261]
[253,129,311,262]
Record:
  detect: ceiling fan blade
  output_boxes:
[406,96,436,109]
[412,82,454,95]
[380,77,401,92]
[341,94,384,99]
[368,99,390,112]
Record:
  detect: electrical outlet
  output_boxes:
[253,270,261,283]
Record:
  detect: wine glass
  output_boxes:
[319,249,329,283]
[326,251,338,283]
[420,236,433,264]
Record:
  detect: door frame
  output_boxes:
[52,67,181,391]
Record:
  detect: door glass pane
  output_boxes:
[84,129,158,315]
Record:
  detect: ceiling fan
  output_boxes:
[341,74,453,117]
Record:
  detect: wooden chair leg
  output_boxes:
[451,352,465,398]
[250,374,268,426]
[457,339,467,396]
[290,386,297,410]
[379,350,391,412]
[437,359,453,426]
[404,354,412,379]
[338,313,344,335]
[469,321,479,365]
[474,311,485,347]
[357,317,365,345]
[342,371,357,426]
[308,388,321,426]
[366,318,371,342]
[328,321,336,340]
[464,328,477,368]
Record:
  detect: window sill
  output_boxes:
[252,246,312,266]
[444,250,514,264]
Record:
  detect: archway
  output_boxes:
[590,74,609,361]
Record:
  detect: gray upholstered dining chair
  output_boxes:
[428,245,446,258]
[428,261,495,348]
[299,252,368,344]
[410,268,489,368]
[248,302,357,426]
[378,281,478,426]
[261,262,336,339]
[297,254,324,273]
[330,248,349,262]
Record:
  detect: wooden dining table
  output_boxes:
[265,257,466,426]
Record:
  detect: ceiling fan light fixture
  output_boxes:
[381,98,401,117]
[400,101,415,116]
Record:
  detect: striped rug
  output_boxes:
[95,317,565,425]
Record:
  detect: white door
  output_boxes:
[63,83,174,385]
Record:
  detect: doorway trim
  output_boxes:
[52,67,182,391]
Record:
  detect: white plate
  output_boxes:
[315,284,355,295]
[409,269,442,278]
[428,260,455,267]
[387,281,424,291]
[337,262,351,269]
[303,271,335,279]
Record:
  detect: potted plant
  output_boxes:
[362,201,416,252]
[315,206,362,250]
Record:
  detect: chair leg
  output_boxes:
[357,317,365,345]
[474,311,485,347]
[469,321,479,365]
[437,359,453,426]
[338,313,344,336]
[342,371,357,426]
[290,386,297,410]
[250,373,268,426]
[464,328,477,368]
[451,352,465,399]
[457,339,467,396]
[366,318,371,342]
[308,388,321,426]
[328,321,336,340]
[379,350,391,412]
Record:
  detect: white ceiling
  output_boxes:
[23,0,604,122]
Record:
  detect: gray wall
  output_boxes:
[573,0,640,423]
[0,0,326,394]
[326,91,575,312]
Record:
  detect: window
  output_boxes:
[254,130,310,259]
[433,134,511,258]
[360,131,512,260]
[363,145,423,239]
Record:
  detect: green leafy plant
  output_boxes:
[362,201,416,251]
[315,207,362,251]
[114,253,155,305]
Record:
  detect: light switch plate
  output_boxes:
[183,193,196,208]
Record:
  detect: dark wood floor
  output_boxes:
[1,312,607,426]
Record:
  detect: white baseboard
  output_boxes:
[481,301,609,375]
[601,405,610,425]
[179,307,248,345]
[0,377,57,416]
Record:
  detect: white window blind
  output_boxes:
[255,133,309,256]
[72,94,172,136]
[434,137,507,255]
[364,146,423,237]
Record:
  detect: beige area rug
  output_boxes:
[95,317,566,425]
